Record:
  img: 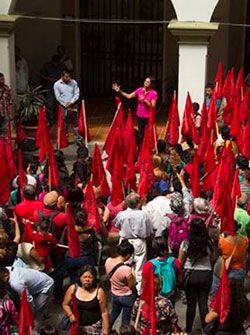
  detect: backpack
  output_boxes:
[150,257,176,296]
[167,214,189,252]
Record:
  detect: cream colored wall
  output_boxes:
[13,0,62,86]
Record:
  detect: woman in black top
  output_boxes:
[205,278,250,335]
[62,265,109,335]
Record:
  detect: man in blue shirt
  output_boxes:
[54,70,80,143]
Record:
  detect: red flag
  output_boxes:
[214,61,224,99]
[70,294,80,335]
[78,100,91,144]
[103,97,125,155]
[210,264,231,324]
[106,128,124,206]
[66,206,81,258]
[91,144,110,197]
[83,180,101,233]
[236,68,245,101]
[231,168,241,203]
[190,151,200,198]
[230,95,241,138]
[47,143,59,188]
[57,105,68,149]
[6,122,16,179]
[124,109,137,162]
[15,124,27,145]
[211,144,235,235]
[239,89,250,124]
[125,146,136,191]
[18,290,34,335]
[181,93,199,145]
[222,68,235,100]
[207,93,218,129]
[241,116,250,159]
[18,149,27,200]
[137,126,155,200]
[36,105,50,162]
[141,262,157,335]
[165,91,180,146]
[148,104,158,153]
[0,139,12,204]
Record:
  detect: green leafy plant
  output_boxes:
[16,85,47,125]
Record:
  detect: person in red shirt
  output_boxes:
[26,219,57,273]
[14,184,43,224]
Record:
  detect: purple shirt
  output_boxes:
[134,87,158,118]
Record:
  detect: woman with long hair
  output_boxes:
[62,265,109,335]
[105,239,136,328]
[179,218,215,334]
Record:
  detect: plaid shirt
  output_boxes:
[0,84,12,117]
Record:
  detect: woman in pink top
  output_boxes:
[105,239,136,328]
[112,77,158,144]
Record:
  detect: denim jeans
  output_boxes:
[211,269,245,296]
[110,293,136,327]
[66,254,94,283]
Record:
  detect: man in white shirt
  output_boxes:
[54,70,80,143]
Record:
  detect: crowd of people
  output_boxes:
[0,60,250,335]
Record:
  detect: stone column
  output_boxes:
[0,14,19,94]
[168,0,220,120]
[168,21,219,119]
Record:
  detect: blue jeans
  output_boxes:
[66,254,94,283]
[110,293,136,327]
[211,269,245,296]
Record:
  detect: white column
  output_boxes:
[0,33,15,89]
[168,21,219,120]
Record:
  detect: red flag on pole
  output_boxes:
[47,143,59,188]
[165,91,180,146]
[103,97,125,155]
[91,144,110,197]
[66,206,81,258]
[36,105,50,162]
[137,126,155,200]
[241,116,250,159]
[124,109,137,162]
[57,105,68,149]
[106,128,124,206]
[230,95,241,138]
[231,168,241,203]
[141,262,157,335]
[236,68,245,101]
[239,89,250,125]
[222,68,235,100]
[210,264,231,324]
[125,147,136,191]
[18,290,34,335]
[78,100,91,146]
[181,93,199,145]
[148,104,158,153]
[214,61,224,99]
[70,294,80,335]
[83,180,101,233]
[207,93,218,129]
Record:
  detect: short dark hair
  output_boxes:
[0,73,4,78]
[192,102,200,113]
[236,155,249,171]
[152,237,168,257]
[74,209,87,227]
[220,124,230,140]
[23,185,36,200]
[117,239,134,257]
[205,83,214,90]
[61,69,72,76]
[77,146,89,159]
[78,265,98,288]
[157,139,167,154]
[125,193,140,209]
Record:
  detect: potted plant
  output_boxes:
[15,85,47,137]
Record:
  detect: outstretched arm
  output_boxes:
[112,83,136,99]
